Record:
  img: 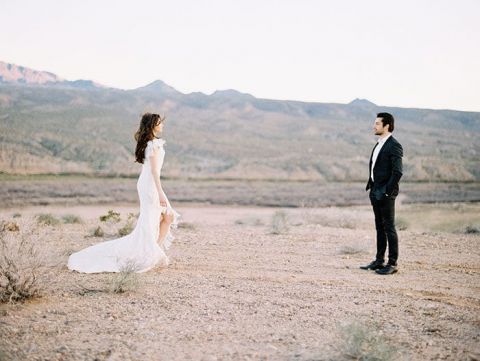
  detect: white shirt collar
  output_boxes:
[377,133,392,144]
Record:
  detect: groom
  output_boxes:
[361,112,403,275]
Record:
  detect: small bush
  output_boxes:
[110,260,141,294]
[1,221,19,232]
[338,244,366,255]
[118,222,133,236]
[178,222,196,230]
[99,210,121,223]
[337,217,356,229]
[465,225,480,234]
[118,213,137,236]
[396,217,409,231]
[0,226,52,303]
[92,226,104,237]
[62,214,83,224]
[235,217,264,226]
[337,321,400,361]
[36,213,61,226]
[271,210,289,234]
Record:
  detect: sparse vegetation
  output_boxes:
[92,226,105,237]
[235,217,264,226]
[337,321,400,361]
[1,221,19,232]
[396,217,409,231]
[62,214,83,224]
[99,210,121,223]
[118,213,136,236]
[110,260,141,294]
[0,226,52,303]
[465,225,479,234]
[270,210,289,234]
[338,244,367,255]
[178,222,196,230]
[337,217,356,229]
[36,213,61,226]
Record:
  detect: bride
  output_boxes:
[68,113,180,273]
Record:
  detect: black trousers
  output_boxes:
[369,192,399,265]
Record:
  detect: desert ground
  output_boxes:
[0,201,479,361]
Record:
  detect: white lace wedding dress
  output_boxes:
[67,138,180,273]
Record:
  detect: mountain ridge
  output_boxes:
[0,60,479,181]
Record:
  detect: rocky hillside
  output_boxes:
[0,61,479,181]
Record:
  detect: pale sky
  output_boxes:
[1,0,479,111]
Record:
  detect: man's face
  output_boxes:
[373,117,389,135]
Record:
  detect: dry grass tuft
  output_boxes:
[92,226,105,237]
[396,217,409,231]
[336,321,401,361]
[270,210,289,234]
[235,217,264,226]
[62,214,83,224]
[110,260,141,294]
[1,221,20,232]
[178,222,196,230]
[36,213,61,226]
[338,244,367,255]
[0,224,55,303]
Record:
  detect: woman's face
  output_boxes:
[153,120,163,136]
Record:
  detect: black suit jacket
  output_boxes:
[366,136,403,199]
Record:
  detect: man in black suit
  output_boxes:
[361,112,403,275]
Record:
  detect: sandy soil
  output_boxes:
[0,203,479,360]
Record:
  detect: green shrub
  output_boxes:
[99,210,121,223]
[271,210,289,234]
[92,226,104,237]
[337,321,400,361]
[62,214,83,224]
[36,213,61,226]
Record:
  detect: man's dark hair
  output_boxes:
[377,112,395,132]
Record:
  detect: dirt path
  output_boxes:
[1,204,479,360]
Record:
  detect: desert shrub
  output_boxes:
[300,210,356,229]
[92,226,105,237]
[36,213,61,226]
[235,217,264,226]
[178,222,196,230]
[337,321,400,361]
[99,210,121,223]
[110,260,141,294]
[337,217,356,229]
[12,213,21,218]
[0,226,53,303]
[1,221,20,232]
[396,217,409,231]
[465,225,480,234]
[62,214,83,224]
[118,214,136,236]
[271,210,289,234]
[338,244,367,255]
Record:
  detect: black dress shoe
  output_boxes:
[360,260,385,270]
[375,264,398,275]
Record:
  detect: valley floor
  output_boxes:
[0,203,479,360]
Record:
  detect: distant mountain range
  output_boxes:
[0,60,479,181]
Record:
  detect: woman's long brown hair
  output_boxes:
[134,113,165,163]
